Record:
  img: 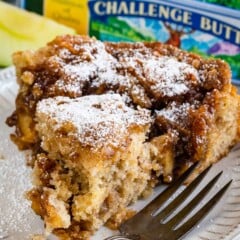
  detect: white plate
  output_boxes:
[1,67,240,240]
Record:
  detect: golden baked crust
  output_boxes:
[6,35,240,239]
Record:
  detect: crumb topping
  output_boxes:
[36,94,152,150]
[156,101,192,124]
[45,38,200,103]
[48,41,127,97]
[143,57,199,97]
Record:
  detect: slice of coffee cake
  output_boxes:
[6,35,240,239]
[32,94,153,237]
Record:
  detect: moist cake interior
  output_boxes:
[6,35,240,239]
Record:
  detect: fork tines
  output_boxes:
[120,163,232,240]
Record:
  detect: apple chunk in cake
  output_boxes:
[30,93,154,237]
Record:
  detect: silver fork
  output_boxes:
[104,163,232,240]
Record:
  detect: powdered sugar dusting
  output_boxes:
[143,57,199,97]
[63,62,96,81]
[0,113,43,239]
[0,150,32,233]
[36,94,152,150]
[156,101,192,124]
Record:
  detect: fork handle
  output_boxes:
[103,235,133,240]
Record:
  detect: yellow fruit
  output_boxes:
[0,1,76,66]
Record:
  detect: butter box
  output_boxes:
[88,0,240,83]
[8,0,240,83]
